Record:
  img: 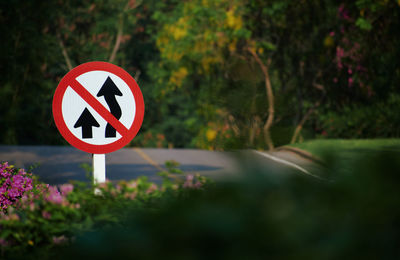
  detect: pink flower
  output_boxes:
[59,184,73,196]
[98,181,111,191]
[116,184,122,192]
[146,184,158,194]
[128,181,137,189]
[367,86,373,97]
[194,181,202,189]
[183,174,194,188]
[338,4,351,20]
[124,192,137,200]
[338,4,344,13]
[0,238,9,247]
[329,31,335,37]
[3,213,20,221]
[336,46,344,58]
[42,211,51,219]
[52,235,67,245]
[45,186,65,205]
[0,163,33,211]
[348,77,353,87]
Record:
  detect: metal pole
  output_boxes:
[93,154,106,188]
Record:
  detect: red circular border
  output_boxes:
[52,61,144,154]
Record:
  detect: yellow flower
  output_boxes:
[323,36,334,47]
[28,240,34,246]
[226,9,243,30]
[228,40,237,52]
[194,41,209,53]
[173,17,189,40]
[169,67,188,87]
[202,0,209,7]
[173,27,187,40]
[206,129,217,141]
[165,50,183,62]
[200,56,222,72]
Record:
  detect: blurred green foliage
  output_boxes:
[0,161,210,259]
[317,94,400,138]
[1,0,399,148]
[55,151,400,259]
[2,151,400,258]
[290,138,400,156]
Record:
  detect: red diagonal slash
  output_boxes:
[69,79,129,136]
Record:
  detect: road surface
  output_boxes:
[0,146,324,185]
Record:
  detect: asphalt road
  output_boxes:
[0,146,323,185]
[0,146,240,184]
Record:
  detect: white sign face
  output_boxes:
[61,71,136,145]
[53,61,144,154]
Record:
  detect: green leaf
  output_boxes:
[356,17,372,31]
[263,41,277,51]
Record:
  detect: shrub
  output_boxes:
[0,163,33,212]
[316,94,400,138]
[3,151,400,259]
[0,161,209,259]
[61,151,400,259]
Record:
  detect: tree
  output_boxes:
[0,0,144,145]
[151,0,337,149]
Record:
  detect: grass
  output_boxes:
[289,138,400,157]
[289,139,400,176]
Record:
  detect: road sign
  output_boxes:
[53,61,144,154]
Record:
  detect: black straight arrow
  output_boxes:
[97,76,123,138]
[74,107,100,139]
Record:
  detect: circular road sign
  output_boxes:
[52,61,144,154]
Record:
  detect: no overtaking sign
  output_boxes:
[53,61,144,154]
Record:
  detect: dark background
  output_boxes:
[1,0,399,149]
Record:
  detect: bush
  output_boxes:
[61,151,400,260]
[0,163,33,211]
[316,94,400,138]
[0,162,209,259]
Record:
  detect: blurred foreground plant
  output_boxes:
[0,161,210,259]
[2,151,400,259]
[60,151,400,260]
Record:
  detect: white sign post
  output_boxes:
[93,154,106,184]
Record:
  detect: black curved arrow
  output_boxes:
[74,107,100,139]
[97,76,123,138]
